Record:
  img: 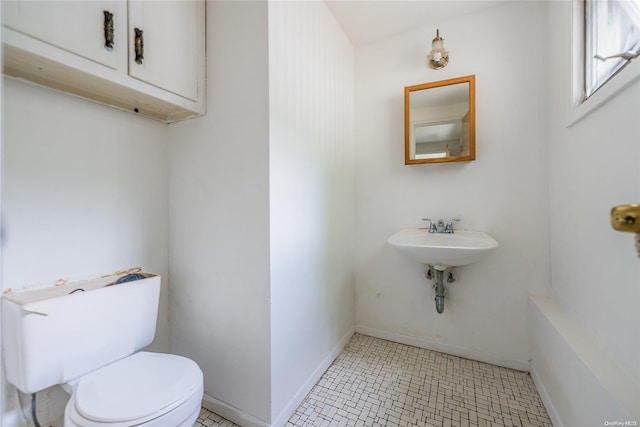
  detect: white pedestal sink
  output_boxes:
[388,228,498,270]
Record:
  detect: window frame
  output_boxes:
[570,0,640,126]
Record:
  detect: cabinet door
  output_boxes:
[1,1,125,69]
[127,0,203,102]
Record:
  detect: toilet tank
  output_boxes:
[2,273,161,394]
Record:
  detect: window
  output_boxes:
[583,0,640,100]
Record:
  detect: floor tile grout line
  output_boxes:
[195,333,552,427]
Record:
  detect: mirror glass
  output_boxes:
[404,75,475,164]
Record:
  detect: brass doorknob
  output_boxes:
[610,204,640,233]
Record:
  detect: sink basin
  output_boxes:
[388,228,498,270]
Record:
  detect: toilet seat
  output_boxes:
[65,352,203,426]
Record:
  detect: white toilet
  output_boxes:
[2,272,203,426]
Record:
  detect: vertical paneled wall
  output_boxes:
[268,1,355,423]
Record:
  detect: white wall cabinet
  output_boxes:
[2,0,206,122]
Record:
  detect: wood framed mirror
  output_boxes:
[404,75,475,164]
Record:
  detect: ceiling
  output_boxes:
[324,0,508,46]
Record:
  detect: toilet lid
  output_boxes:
[75,352,203,423]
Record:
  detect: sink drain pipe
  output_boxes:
[426,266,455,314]
[434,270,445,313]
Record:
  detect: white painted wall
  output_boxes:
[1,77,169,424]
[353,1,549,370]
[268,1,355,424]
[168,1,272,424]
[546,0,640,388]
[4,2,635,427]
[529,1,640,425]
[169,2,355,425]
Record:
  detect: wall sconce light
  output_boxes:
[427,29,449,70]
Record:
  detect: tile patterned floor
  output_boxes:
[195,334,552,427]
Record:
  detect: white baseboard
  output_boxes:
[202,326,355,427]
[529,364,563,427]
[270,326,355,427]
[202,324,536,427]
[354,325,530,372]
[201,394,269,427]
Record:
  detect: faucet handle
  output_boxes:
[422,218,437,233]
[445,218,460,233]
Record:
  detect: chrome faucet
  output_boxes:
[422,218,460,233]
[422,218,438,233]
[445,218,460,233]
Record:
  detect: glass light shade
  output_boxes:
[427,29,449,70]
